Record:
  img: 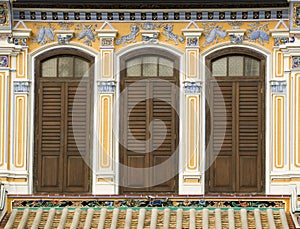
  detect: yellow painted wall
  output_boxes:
[21,21,281,53]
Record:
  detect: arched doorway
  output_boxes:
[34,48,94,193]
[119,48,179,193]
[205,48,265,193]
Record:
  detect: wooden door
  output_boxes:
[206,50,265,193]
[119,51,179,193]
[35,50,93,193]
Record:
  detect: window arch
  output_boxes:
[121,48,179,79]
[207,47,265,79]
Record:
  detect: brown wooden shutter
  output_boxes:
[121,79,178,193]
[209,81,235,192]
[64,82,89,192]
[237,81,262,192]
[37,82,64,192]
[121,80,148,190]
[208,81,262,193]
[151,80,177,191]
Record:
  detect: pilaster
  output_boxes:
[94,21,118,194]
[180,22,203,194]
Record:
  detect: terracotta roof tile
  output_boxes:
[2,207,290,229]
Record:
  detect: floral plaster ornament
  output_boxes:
[162,24,184,45]
[36,26,54,45]
[202,23,226,47]
[246,22,269,45]
[115,25,139,46]
[76,24,97,46]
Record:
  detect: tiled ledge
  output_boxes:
[12,9,289,21]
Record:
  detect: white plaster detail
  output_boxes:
[270,20,289,37]
[13,81,30,93]
[183,81,202,94]
[141,30,159,43]
[97,80,116,93]
[270,80,287,93]
[54,30,74,44]
[227,29,246,44]
[12,21,32,38]
[96,21,118,42]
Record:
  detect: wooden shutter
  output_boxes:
[151,80,177,191]
[64,82,90,192]
[121,80,148,190]
[208,81,263,193]
[121,79,178,193]
[237,81,262,192]
[37,81,90,193]
[209,81,235,192]
[37,82,64,192]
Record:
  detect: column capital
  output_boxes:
[97,80,116,93]
[184,81,202,94]
[270,80,287,93]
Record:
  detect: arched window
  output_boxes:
[41,55,90,78]
[212,55,260,77]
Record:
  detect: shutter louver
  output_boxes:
[238,81,261,192]
[38,82,64,192]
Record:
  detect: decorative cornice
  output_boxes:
[14,81,30,93]
[13,9,289,22]
[270,80,287,93]
[97,81,116,93]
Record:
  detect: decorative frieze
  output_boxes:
[12,198,286,209]
[184,81,202,94]
[97,81,116,93]
[76,24,97,46]
[115,25,139,46]
[162,24,184,45]
[202,23,226,47]
[13,81,30,93]
[270,80,287,93]
[246,22,270,45]
[34,25,54,45]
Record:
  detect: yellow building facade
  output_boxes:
[0,0,300,198]
[2,0,300,227]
